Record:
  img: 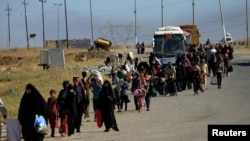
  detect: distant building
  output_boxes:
[72,38,91,49]
[46,38,91,49]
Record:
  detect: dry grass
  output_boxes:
[0,47,111,118]
[234,46,250,50]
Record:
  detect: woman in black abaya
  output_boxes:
[97,80,119,132]
[18,84,48,141]
[65,84,77,136]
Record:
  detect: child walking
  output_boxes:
[114,85,122,112]
[47,89,58,137]
[120,80,130,111]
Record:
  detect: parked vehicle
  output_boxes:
[95,37,112,50]
[221,33,233,43]
[179,24,200,45]
[152,26,186,67]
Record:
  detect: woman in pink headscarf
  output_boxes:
[133,85,147,113]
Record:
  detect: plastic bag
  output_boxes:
[91,69,104,84]
[34,115,48,135]
[210,77,218,85]
[96,110,103,128]
[151,87,159,97]
[228,65,233,72]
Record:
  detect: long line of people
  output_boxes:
[143,43,234,97]
[111,42,234,114]
[111,41,233,124]
[17,41,234,140]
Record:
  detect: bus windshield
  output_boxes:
[153,34,186,55]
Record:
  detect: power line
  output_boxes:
[192,0,195,24]
[99,22,135,45]
[39,0,47,48]
[5,3,11,49]
[22,0,30,49]
[89,0,95,49]
[198,13,246,27]
[201,22,246,34]
[161,0,164,27]
[64,0,69,49]
[117,22,246,44]
[54,3,62,48]
[134,0,137,44]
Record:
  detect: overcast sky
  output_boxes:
[0,0,248,48]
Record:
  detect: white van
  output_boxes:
[221,33,233,43]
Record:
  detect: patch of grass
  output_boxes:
[235,46,250,50]
[1,67,112,118]
[2,89,22,117]
[0,74,12,82]
[0,47,113,118]
[0,72,41,83]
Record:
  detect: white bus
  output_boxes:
[153,26,186,67]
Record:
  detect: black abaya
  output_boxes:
[97,80,119,131]
[18,84,48,141]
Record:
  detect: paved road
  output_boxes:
[44,49,250,141]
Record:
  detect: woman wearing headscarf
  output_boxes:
[97,80,119,132]
[73,77,86,133]
[57,80,70,136]
[64,84,77,136]
[191,62,201,95]
[18,84,48,141]
[81,71,90,120]
[131,72,141,111]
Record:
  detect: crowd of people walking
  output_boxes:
[17,69,121,141]
[16,39,234,140]
[135,42,233,97]
[112,41,234,113]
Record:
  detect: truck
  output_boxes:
[95,37,112,50]
[179,24,200,45]
[152,26,186,67]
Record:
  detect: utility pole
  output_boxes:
[22,0,30,49]
[54,3,62,48]
[64,0,69,49]
[219,0,227,45]
[90,0,95,49]
[161,0,164,27]
[134,0,137,45]
[39,0,46,48]
[192,0,195,25]
[6,3,11,49]
[247,0,249,47]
